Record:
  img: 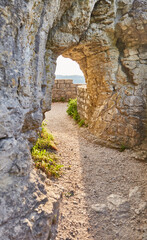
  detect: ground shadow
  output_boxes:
[46,102,147,240]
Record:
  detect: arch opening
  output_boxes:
[56,41,146,148]
[52,55,86,102]
[55,55,85,81]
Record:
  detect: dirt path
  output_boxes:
[45,103,147,240]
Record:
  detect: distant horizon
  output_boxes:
[55,74,85,84]
[56,74,84,77]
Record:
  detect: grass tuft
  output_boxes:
[31,122,63,178]
[35,125,57,151]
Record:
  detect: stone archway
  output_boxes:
[0,0,146,239]
[46,0,147,148]
[62,43,146,148]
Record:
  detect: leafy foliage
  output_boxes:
[78,119,85,127]
[66,98,87,127]
[66,98,78,117]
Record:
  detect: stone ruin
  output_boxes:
[0,0,146,239]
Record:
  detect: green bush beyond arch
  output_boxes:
[66,98,87,127]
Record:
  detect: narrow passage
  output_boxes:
[45,103,147,240]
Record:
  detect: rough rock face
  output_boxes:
[62,0,147,148]
[0,0,146,239]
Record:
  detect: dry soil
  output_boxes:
[45,102,147,240]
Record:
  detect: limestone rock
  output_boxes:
[91,203,107,213]
[107,194,130,212]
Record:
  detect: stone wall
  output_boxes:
[77,85,89,122]
[52,79,82,101]
[62,0,147,148]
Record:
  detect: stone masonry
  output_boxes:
[52,79,82,101]
[77,85,89,122]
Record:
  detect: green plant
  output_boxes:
[60,97,65,102]
[36,125,57,151]
[31,123,63,178]
[119,144,127,152]
[52,98,58,102]
[52,97,66,102]
[78,119,85,127]
[66,98,86,127]
[66,98,78,116]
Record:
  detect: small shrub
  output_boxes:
[73,111,80,122]
[66,98,78,117]
[31,123,63,178]
[66,98,86,127]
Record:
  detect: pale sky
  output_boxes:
[55,55,84,76]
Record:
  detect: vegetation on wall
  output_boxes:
[66,98,87,127]
[52,97,65,102]
[31,122,63,178]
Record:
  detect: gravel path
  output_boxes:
[45,103,147,240]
